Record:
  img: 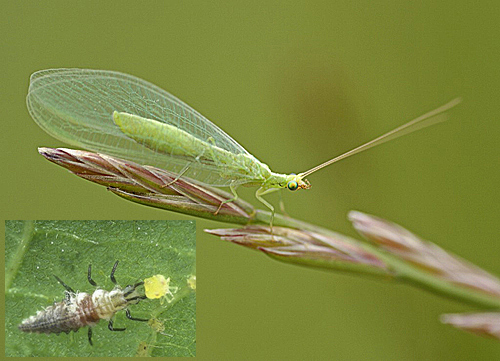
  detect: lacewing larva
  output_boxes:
[18,261,148,345]
[27,69,461,224]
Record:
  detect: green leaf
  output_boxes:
[5,220,196,357]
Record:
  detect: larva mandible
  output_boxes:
[18,261,148,345]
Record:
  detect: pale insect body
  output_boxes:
[27,68,461,222]
[144,274,178,304]
[18,261,148,345]
[112,112,272,186]
[187,275,196,290]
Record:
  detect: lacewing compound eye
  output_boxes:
[18,261,148,345]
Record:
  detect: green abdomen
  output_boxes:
[113,111,271,183]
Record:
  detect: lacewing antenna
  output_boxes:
[300,98,462,178]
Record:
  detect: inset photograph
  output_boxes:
[5,220,196,357]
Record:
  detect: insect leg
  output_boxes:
[204,137,241,214]
[163,140,211,188]
[88,328,93,346]
[53,275,75,293]
[125,309,149,322]
[214,182,239,215]
[108,319,126,332]
[162,163,191,188]
[162,141,209,189]
[255,187,280,230]
[278,190,289,217]
[110,260,119,284]
[87,264,97,286]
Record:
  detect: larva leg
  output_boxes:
[110,260,119,284]
[125,309,149,322]
[88,328,94,346]
[108,319,126,332]
[87,264,97,286]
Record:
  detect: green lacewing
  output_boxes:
[27,69,460,216]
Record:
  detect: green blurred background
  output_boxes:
[2,1,499,359]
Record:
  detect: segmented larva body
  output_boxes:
[19,286,141,335]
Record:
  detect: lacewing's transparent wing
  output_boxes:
[27,68,255,186]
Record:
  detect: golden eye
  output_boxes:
[287,181,298,191]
